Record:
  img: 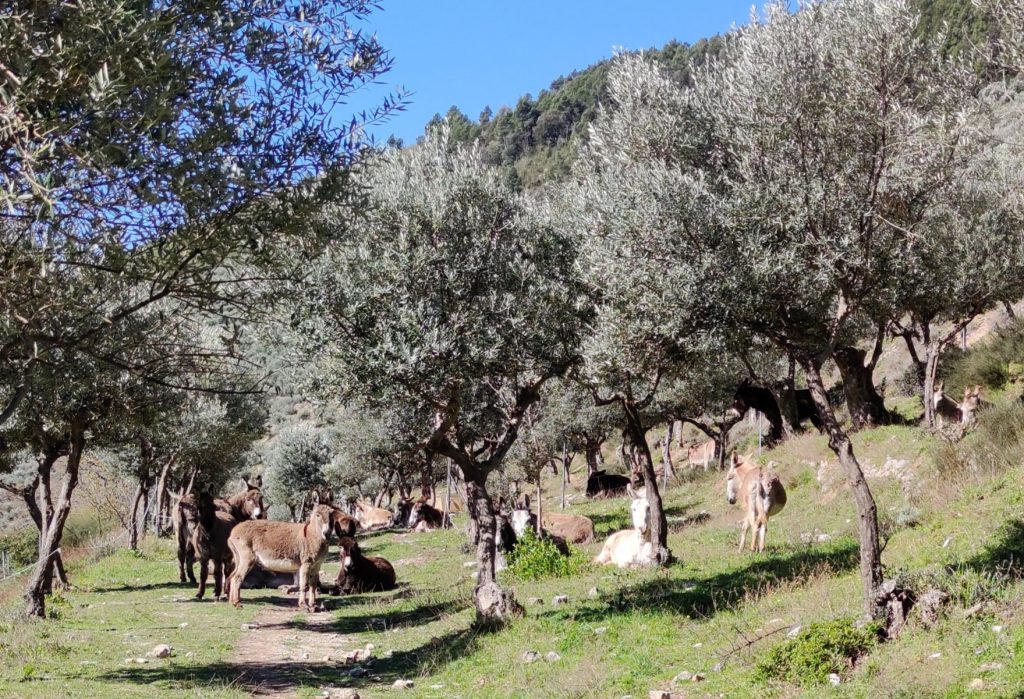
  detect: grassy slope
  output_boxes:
[1,425,1023,698]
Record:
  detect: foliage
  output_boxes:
[505,529,590,582]
[939,319,1024,394]
[755,618,881,686]
[932,400,1024,479]
[262,424,332,519]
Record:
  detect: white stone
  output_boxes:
[522,650,541,663]
[929,652,942,659]
[673,671,692,683]
[828,673,841,686]
[545,651,561,662]
[148,644,172,659]
[992,625,1004,632]
[594,626,608,635]
[552,595,569,605]
[787,625,802,637]
[392,679,414,689]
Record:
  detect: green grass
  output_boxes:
[1,421,1023,698]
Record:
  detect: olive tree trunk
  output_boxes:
[801,357,884,619]
[622,402,670,565]
[26,419,86,618]
[833,330,894,429]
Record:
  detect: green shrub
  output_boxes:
[933,400,1024,480]
[755,618,880,686]
[941,319,1024,394]
[0,529,38,570]
[506,529,590,582]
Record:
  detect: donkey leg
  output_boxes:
[229,552,253,608]
[738,519,749,551]
[758,522,768,553]
[213,559,223,600]
[196,558,209,599]
[186,544,197,584]
[297,566,308,610]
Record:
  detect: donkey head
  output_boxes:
[338,536,360,571]
[627,485,649,534]
[392,497,414,528]
[509,495,536,537]
[725,453,742,505]
[309,490,334,539]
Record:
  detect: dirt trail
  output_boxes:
[228,601,354,698]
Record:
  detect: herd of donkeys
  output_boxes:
[172,452,788,612]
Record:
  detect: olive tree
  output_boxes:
[0,0,399,432]
[561,50,733,566]
[295,130,591,624]
[692,0,1020,618]
[263,424,332,522]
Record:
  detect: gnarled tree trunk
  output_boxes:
[834,330,895,430]
[466,472,522,625]
[622,402,669,565]
[801,356,884,620]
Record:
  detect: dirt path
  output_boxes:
[228,600,356,698]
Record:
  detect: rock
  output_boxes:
[691,673,705,682]
[392,679,414,689]
[148,644,172,659]
[673,671,692,683]
[648,692,672,699]
[185,652,194,659]
[321,655,332,663]
[787,625,802,637]
[348,666,369,678]
[470,571,479,580]
[474,582,524,624]
[545,651,561,662]
[918,588,949,628]
[528,597,544,605]
[768,618,784,625]
[963,603,985,618]
[980,662,1004,672]
[816,533,832,542]
[522,650,541,664]
[463,561,477,568]
[712,662,724,672]
[692,642,702,648]
[969,678,985,691]
[588,587,600,599]
[594,626,608,635]
[992,625,1004,632]
[241,622,260,630]
[178,622,188,628]
[828,673,841,686]
[322,690,359,699]
[929,652,942,659]
[552,595,569,606]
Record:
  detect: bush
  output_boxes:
[755,618,880,686]
[0,529,38,570]
[506,530,590,582]
[933,400,1024,480]
[941,319,1024,394]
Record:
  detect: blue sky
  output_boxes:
[354,1,758,144]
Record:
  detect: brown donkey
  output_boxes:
[192,492,238,600]
[216,475,265,521]
[228,491,334,611]
[725,453,787,553]
[172,493,198,585]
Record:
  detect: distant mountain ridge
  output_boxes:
[419,0,991,189]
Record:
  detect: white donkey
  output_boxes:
[594,485,655,568]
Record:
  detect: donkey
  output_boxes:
[228,492,334,611]
[408,499,448,531]
[686,439,716,470]
[216,475,265,521]
[192,492,238,601]
[335,536,397,594]
[509,495,570,555]
[726,453,787,553]
[932,381,963,427]
[586,470,631,498]
[172,493,199,585]
[960,385,991,426]
[352,498,393,530]
[594,485,655,568]
[510,495,594,544]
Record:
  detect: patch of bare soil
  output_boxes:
[228,599,354,698]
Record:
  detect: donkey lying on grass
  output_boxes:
[594,485,655,569]
[228,490,334,611]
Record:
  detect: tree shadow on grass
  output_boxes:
[89,581,193,593]
[963,518,1024,576]
[586,499,702,537]
[97,623,485,694]
[565,540,859,623]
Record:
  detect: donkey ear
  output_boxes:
[731,452,740,467]
[312,489,321,506]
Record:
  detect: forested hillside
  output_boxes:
[423,0,994,188]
